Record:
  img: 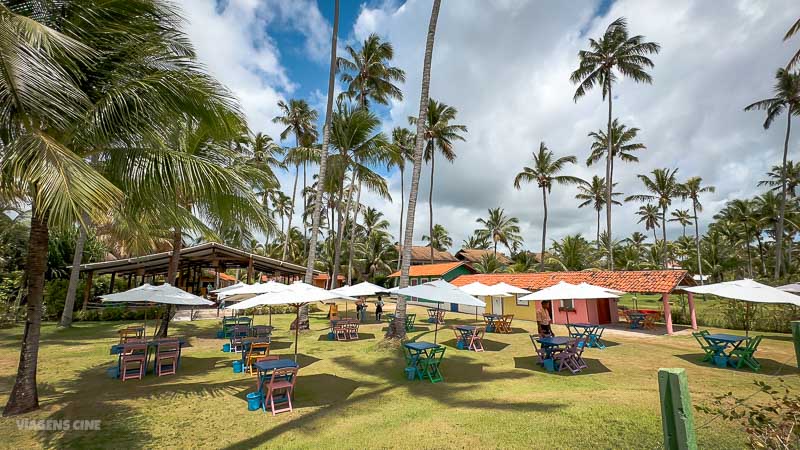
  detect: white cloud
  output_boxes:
[352,0,800,254]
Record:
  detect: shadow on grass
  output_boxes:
[316,333,376,341]
[439,338,509,352]
[589,339,621,349]
[674,353,800,375]
[512,356,611,376]
[762,334,794,342]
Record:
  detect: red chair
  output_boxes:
[121,342,147,381]
[155,338,180,376]
[264,367,298,415]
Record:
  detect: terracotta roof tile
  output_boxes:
[450,270,692,294]
[396,246,458,262]
[388,262,467,278]
[455,249,513,264]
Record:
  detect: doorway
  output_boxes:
[492,297,503,315]
[597,298,611,324]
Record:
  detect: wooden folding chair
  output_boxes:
[246,342,271,375]
[264,367,298,415]
[348,321,359,340]
[468,327,485,352]
[121,342,147,381]
[155,338,180,376]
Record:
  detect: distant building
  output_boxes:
[313,273,346,289]
[455,248,513,267]
[387,262,477,312]
[396,245,458,266]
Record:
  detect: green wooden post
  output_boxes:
[792,321,800,368]
[658,368,697,450]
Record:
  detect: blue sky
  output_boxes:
[182,0,800,250]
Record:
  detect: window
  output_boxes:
[515,295,528,306]
[411,279,418,286]
[560,299,574,310]
[419,278,428,284]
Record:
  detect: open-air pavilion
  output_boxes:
[71,242,317,308]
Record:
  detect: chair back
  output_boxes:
[747,335,763,352]
[473,327,485,339]
[529,335,540,352]
[691,331,709,348]
[429,347,446,364]
[122,342,147,357]
[451,326,461,340]
[270,367,298,388]
[156,338,179,355]
[232,325,249,338]
[252,325,273,337]
[248,342,270,358]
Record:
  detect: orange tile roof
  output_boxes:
[388,262,467,278]
[450,270,692,294]
[218,272,236,282]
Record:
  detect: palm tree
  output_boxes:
[272,99,319,261]
[636,204,660,244]
[337,33,405,109]
[586,118,645,192]
[271,192,293,241]
[462,230,491,250]
[745,68,800,279]
[514,142,583,271]
[475,208,522,256]
[570,17,660,269]
[680,177,715,283]
[395,0,442,340]
[548,234,596,271]
[421,224,452,251]
[626,168,680,268]
[575,175,621,245]
[508,252,538,273]
[669,209,693,238]
[388,127,415,269]
[785,17,800,70]
[408,99,467,263]
[474,253,504,274]
[1,0,250,415]
[356,231,397,281]
[305,0,340,289]
[759,161,800,197]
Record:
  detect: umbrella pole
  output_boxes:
[434,303,440,344]
[294,306,300,362]
[269,307,272,327]
[745,302,750,337]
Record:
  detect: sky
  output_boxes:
[176,0,800,254]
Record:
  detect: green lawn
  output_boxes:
[0,304,797,449]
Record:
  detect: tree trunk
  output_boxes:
[540,187,548,272]
[397,166,405,270]
[157,228,182,337]
[304,0,339,287]
[692,201,704,285]
[596,208,601,249]
[331,175,356,289]
[744,224,754,278]
[3,205,48,416]
[662,207,668,268]
[283,163,300,261]
[391,0,441,339]
[774,109,792,280]
[59,216,89,328]
[756,233,767,276]
[347,180,363,285]
[606,84,614,270]
[262,190,271,248]
[428,148,435,264]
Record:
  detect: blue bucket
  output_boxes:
[216,330,224,339]
[328,332,335,340]
[222,343,231,352]
[456,340,465,350]
[543,358,556,372]
[713,355,728,368]
[404,367,416,380]
[106,367,119,379]
[233,360,243,373]
[246,392,262,411]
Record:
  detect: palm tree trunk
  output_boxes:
[347,180,363,285]
[540,187,548,271]
[756,233,767,276]
[304,0,339,286]
[428,148,435,264]
[331,175,356,289]
[774,109,792,279]
[392,0,441,339]
[606,83,614,270]
[303,162,308,242]
[59,215,89,328]
[662,207,668,268]
[596,209,601,249]
[692,201,704,284]
[157,228,182,337]
[3,205,48,416]
[262,191,271,248]
[397,166,405,270]
[282,163,300,260]
[744,224,754,278]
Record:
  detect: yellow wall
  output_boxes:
[485,296,538,321]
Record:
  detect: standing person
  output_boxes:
[537,301,554,337]
[375,297,384,322]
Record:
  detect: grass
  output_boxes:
[0,303,797,449]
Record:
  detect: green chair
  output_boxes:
[405,314,416,332]
[692,330,723,362]
[730,335,762,372]
[419,347,445,383]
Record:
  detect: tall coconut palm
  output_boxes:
[786,17,800,70]
[669,209,693,238]
[636,204,660,244]
[409,99,467,263]
[271,191,293,241]
[513,142,583,271]
[462,230,491,250]
[394,0,442,340]
[1,0,254,415]
[626,168,680,268]
[272,99,319,261]
[759,161,800,197]
[715,199,755,277]
[570,17,660,270]
[575,175,621,246]
[586,118,645,192]
[744,68,800,279]
[475,208,522,256]
[337,33,405,109]
[474,253,504,274]
[388,127,415,269]
[680,177,715,283]
[421,224,452,251]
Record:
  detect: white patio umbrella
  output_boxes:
[220,281,290,325]
[210,281,246,295]
[684,278,800,335]
[229,282,357,361]
[459,282,511,321]
[331,281,389,319]
[491,282,532,295]
[778,283,800,294]
[518,281,619,324]
[101,283,213,337]
[392,279,485,343]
